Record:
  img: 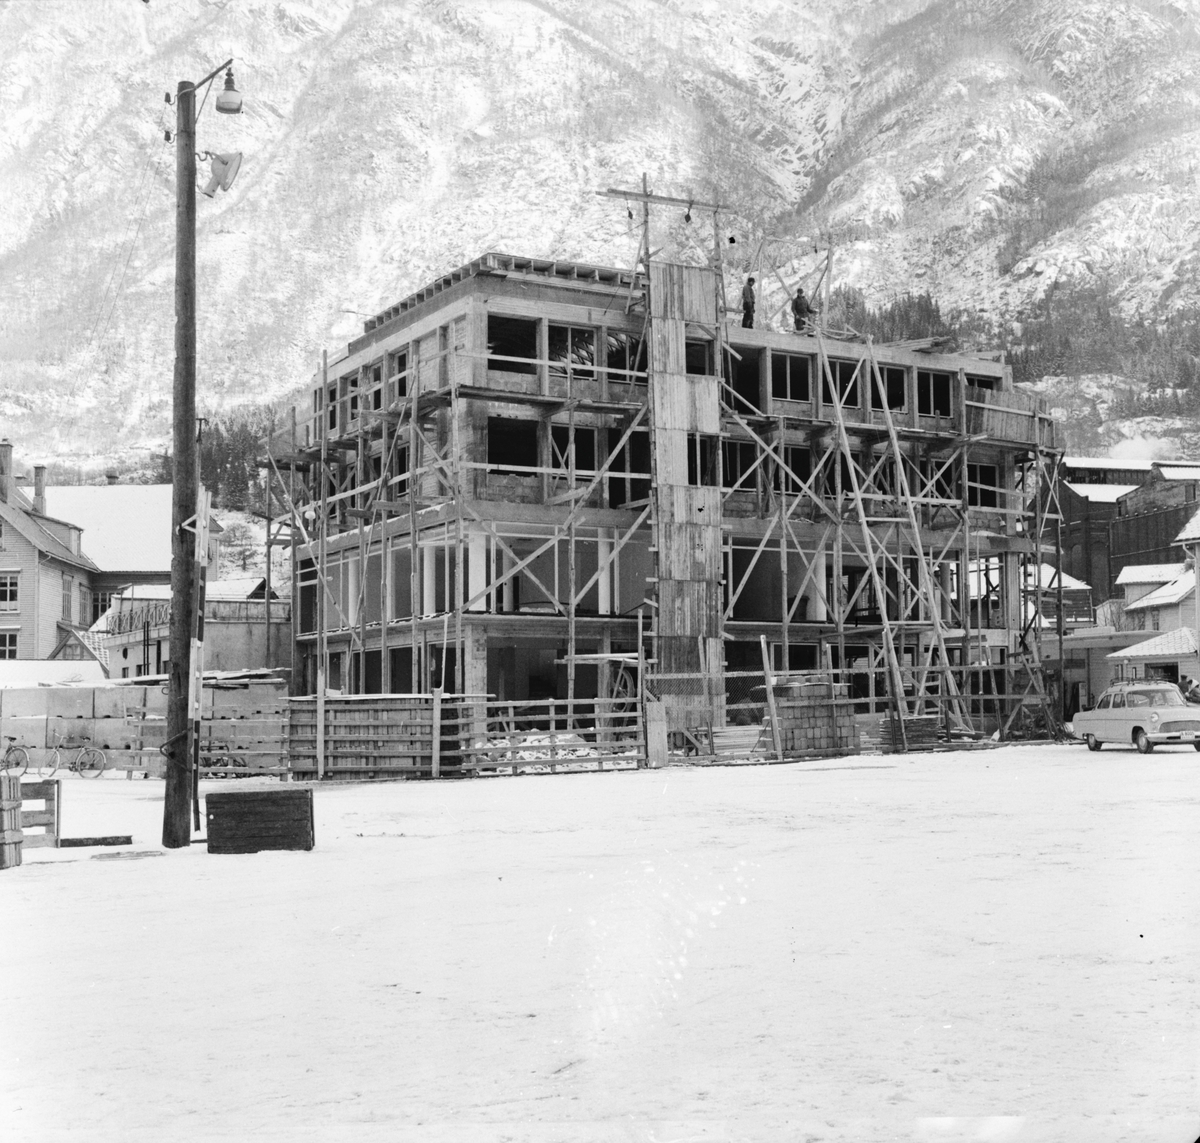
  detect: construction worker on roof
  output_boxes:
[741,277,756,328]
[792,286,815,333]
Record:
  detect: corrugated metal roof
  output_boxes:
[1116,563,1187,585]
[1107,626,1198,659]
[1065,482,1139,503]
[43,485,173,573]
[1124,573,1194,611]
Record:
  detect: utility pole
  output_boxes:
[163,59,240,849]
[163,77,197,849]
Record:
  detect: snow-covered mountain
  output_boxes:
[2,0,1198,469]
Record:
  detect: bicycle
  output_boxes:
[1,736,30,777]
[40,734,106,779]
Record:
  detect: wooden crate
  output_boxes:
[19,780,60,848]
[205,789,314,854]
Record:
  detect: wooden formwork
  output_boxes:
[288,693,645,779]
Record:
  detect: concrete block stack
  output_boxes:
[772,680,860,759]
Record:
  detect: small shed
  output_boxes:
[1106,626,1200,684]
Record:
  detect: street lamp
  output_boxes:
[163,59,243,849]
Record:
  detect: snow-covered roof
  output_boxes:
[1116,563,1187,586]
[1065,482,1139,503]
[0,488,97,572]
[1064,456,1153,470]
[111,577,271,602]
[1153,463,1200,481]
[0,659,108,687]
[1107,626,1198,660]
[1123,573,1195,611]
[1175,507,1200,545]
[1023,563,1091,592]
[43,485,173,573]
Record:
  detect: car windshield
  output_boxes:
[1135,688,1185,707]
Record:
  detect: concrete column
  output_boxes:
[467,528,487,612]
[500,548,515,613]
[597,531,612,616]
[422,544,437,616]
[810,547,828,622]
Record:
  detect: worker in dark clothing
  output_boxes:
[791,286,814,332]
[741,277,756,328]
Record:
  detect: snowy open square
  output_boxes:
[4,743,1198,1142]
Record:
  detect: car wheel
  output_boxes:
[1135,729,1153,754]
[1086,734,1102,752]
[1193,741,1200,752]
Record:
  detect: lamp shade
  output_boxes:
[201,152,243,197]
[215,68,242,115]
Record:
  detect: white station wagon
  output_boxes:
[1073,681,1200,753]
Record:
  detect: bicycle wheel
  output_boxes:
[37,750,60,779]
[1,747,28,777]
[77,747,106,778]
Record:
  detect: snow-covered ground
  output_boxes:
[4,743,1198,1142]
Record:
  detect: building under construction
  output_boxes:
[264,248,1062,753]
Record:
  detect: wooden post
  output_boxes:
[761,635,783,761]
[0,774,22,869]
[431,686,443,779]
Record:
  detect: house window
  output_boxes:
[771,353,810,402]
[965,373,997,391]
[548,325,596,381]
[91,590,113,626]
[0,574,17,612]
[327,384,337,431]
[967,463,1000,508]
[918,370,953,417]
[687,434,719,487]
[78,584,90,627]
[871,365,907,411]
[823,359,861,409]
[605,331,646,384]
[488,316,538,374]
[62,574,73,622]
[487,418,539,475]
[0,632,15,659]
[722,440,758,490]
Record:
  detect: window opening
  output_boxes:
[685,340,712,376]
[771,353,810,402]
[487,418,539,474]
[687,433,719,487]
[722,440,758,490]
[823,359,860,409]
[548,325,596,381]
[871,365,906,411]
[0,574,17,612]
[605,331,646,385]
[967,463,1000,508]
[488,316,538,374]
[918,370,953,417]
[608,429,651,506]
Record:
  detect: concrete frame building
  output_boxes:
[265,253,1061,738]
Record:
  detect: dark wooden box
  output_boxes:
[205,788,314,854]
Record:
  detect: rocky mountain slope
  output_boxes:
[2,0,1199,470]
